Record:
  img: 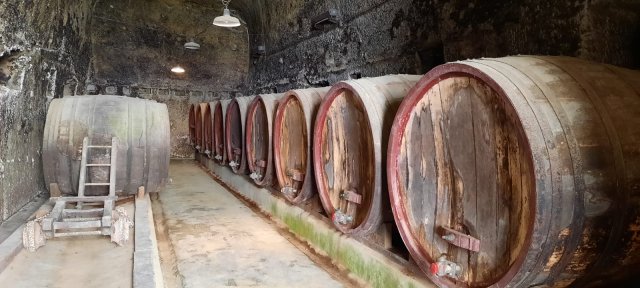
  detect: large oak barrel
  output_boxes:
[203,101,216,158]
[273,87,329,204]
[43,95,170,196]
[213,99,231,165]
[387,56,640,287]
[225,96,255,174]
[313,75,420,235]
[246,93,284,186]
[188,104,196,146]
[194,103,208,153]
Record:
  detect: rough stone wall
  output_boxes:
[87,0,250,157]
[0,0,94,223]
[248,0,640,93]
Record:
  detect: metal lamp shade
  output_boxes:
[213,9,241,27]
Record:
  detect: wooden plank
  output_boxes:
[54,231,103,237]
[102,199,114,230]
[62,208,104,218]
[470,78,499,283]
[62,217,102,222]
[493,87,512,275]
[508,114,525,265]
[54,220,102,229]
[51,196,115,202]
[49,183,62,198]
[430,81,453,261]
[43,200,66,232]
[403,88,438,260]
[109,137,117,196]
[440,76,475,283]
[78,137,89,197]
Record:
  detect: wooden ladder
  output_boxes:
[43,137,118,238]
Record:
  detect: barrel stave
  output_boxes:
[188,104,196,146]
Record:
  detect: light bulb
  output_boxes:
[171,66,186,73]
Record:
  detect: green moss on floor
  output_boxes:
[266,197,421,288]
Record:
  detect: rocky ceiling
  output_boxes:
[172,0,265,33]
[88,0,260,90]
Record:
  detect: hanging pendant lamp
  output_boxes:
[213,0,241,27]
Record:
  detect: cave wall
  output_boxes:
[0,0,94,223]
[248,0,640,93]
[0,0,637,223]
[87,0,250,158]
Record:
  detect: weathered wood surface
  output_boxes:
[213,99,232,165]
[387,56,640,287]
[203,101,217,158]
[273,87,329,204]
[188,104,196,146]
[194,103,208,153]
[43,95,170,196]
[313,75,421,236]
[246,93,284,187]
[225,96,256,175]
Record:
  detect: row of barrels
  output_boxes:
[189,56,640,287]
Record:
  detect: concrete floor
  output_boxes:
[0,202,135,288]
[156,160,344,288]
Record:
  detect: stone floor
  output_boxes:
[0,160,345,288]
[0,202,135,288]
[154,160,344,288]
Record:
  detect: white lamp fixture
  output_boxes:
[171,66,186,74]
[213,0,241,27]
[184,39,201,50]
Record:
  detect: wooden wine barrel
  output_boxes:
[43,95,170,196]
[245,93,284,186]
[213,99,232,165]
[194,103,208,153]
[313,75,421,235]
[203,101,217,158]
[225,96,255,174]
[387,56,640,287]
[273,87,330,204]
[188,104,196,146]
